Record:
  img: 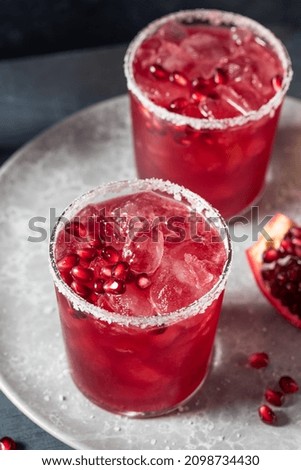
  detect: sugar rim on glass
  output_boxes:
[49,178,232,328]
[124,9,293,130]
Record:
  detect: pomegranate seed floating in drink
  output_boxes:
[50,179,232,416]
[125,10,292,219]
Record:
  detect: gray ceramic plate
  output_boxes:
[0,95,300,450]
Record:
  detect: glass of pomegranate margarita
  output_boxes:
[49,179,232,417]
[124,10,292,219]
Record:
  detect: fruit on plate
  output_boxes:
[246,213,301,328]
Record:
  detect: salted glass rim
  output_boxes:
[49,178,232,328]
[124,9,293,130]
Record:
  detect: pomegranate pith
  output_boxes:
[246,214,301,329]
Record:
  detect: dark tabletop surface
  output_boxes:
[0,23,300,449]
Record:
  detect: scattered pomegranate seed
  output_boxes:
[0,436,17,450]
[94,280,104,294]
[71,281,90,298]
[112,261,130,281]
[262,248,279,263]
[149,64,168,80]
[169,71,188,86]
[71,265,93,283]
[248,352,269,369]
[264,388,285,407]
[279,376,299,394]
[258,405,277,425]
[136,273,152,289]
[169,97,189,112]
[214,67,228,84]
[272,74,283,91]
[103,279,126,295]
[57,254,79,271]
[102,246,120,263]
[77,247,97,260]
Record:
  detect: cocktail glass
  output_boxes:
[124,10,292,219]
[49,179,232,417]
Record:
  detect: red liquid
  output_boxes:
[54,191,227,415]
[130,20,285,219]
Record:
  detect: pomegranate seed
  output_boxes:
[272,74,283,91]
[169,71,188,86]
[279,376,299,394]
[103,279,126,295]
[149,64,168,80]
[65,220,86,238]
[71,265,93,283]
[258,405,277,425]
[112,261,129,281]
[60,270,73,285]
[262,248,279,263]
[136,273,152,289]
[290,226,301,238]
[100,265,113,278]
[77,247,97,260]
[280,239,294,253]
[0,436,17,450]
[102,246,120,263]
[214,67,228,84]
[94,279,104,294]
[71,281,90,298]
[57,254,79,271]
[169,97,189,112]
[88,291,100,305]
[191,76,215,99]
[191,89,206,103]
[248,352,269,369]
[292,237,301,247]
[264,388,285,407]
[89,238,104,249]
[182,104,202,118]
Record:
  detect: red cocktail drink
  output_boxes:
[50,179,232,416]
[124,10,292,219]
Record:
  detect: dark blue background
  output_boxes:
[0,0,300,59]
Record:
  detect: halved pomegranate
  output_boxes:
[246,214,301,329]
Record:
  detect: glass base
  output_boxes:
[72,352,213,419]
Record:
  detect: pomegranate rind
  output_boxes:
[246,213,301,329]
